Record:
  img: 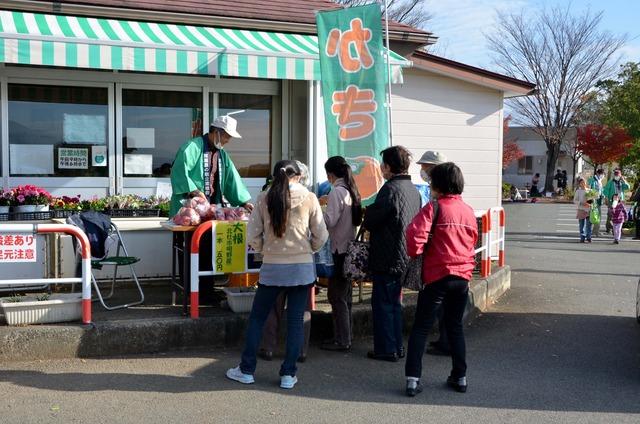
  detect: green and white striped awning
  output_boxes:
[0,10,410,82]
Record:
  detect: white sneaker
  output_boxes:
[226,366,255,384]
[280,375,298,389]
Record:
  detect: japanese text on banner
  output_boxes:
[317,4,389,205]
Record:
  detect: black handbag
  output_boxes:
[343,226,369,282]
[401,202,440,291]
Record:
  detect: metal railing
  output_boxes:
[0,223,92,324]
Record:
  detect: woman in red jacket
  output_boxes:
[404,162,478,397]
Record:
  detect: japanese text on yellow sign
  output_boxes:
[213,221,246,273]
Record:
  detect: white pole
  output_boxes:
[383,0,393,146]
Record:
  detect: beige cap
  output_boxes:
[417,150,447,165]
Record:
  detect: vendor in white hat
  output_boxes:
[169,115,253,216]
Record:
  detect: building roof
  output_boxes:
[5,0,435,44]
[410,50,536,98]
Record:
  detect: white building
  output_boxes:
[503,127,588,191]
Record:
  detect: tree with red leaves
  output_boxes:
[576,124,633,169]
[503,115,524,169]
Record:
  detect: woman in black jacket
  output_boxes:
[363,146,421,361]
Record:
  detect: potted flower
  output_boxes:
[0,189,13,214]
[51,195,82,218]
[13,184,52,213]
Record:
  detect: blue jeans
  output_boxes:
[240,283,311,377]
[371,273,403,355]
[405,276,469,379]
[579,218,592,241]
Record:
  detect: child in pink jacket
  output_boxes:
[610,193,626,244]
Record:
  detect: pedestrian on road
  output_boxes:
[259,161,313,363]
[603,169,630,234]
[362,146,421,362]
[319,156,362,352]
[226,160,328,390]
[610,193,626,244]
[404,162,478,397]
[588,169,605,236]
[416,150,451,357]
[574,177,592,243]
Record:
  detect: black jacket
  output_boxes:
[363,174,421,276]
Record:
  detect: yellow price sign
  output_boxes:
[213,221,247,273]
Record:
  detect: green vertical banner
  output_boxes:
[317,4,389,205]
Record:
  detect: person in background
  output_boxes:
[603,169,630,234]
[573,177,592,243]
[226,160,328,390]
[553,169,563,195]
[560,170,568,195]
[416,151,451,357]
[588,169,605,237]
[319,156,362,352]
[258,161,313,363]
[531,173,540,197]
[610,193,626,244]
[363,146,421,362]
[404,162,478,397]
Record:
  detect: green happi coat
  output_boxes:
[169,136,251,217]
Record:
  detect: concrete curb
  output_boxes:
[0,267,510,361]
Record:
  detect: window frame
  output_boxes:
[517,156,534,175]
[0,66,283,199]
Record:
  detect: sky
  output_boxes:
[422,0,640,72]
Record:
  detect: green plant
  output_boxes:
[35,293,50,301]
[5,295,23,303]
[502,183,512,200]
[563,187,576,201]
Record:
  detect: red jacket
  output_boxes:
[406,195,478,284]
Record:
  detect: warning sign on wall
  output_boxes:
[0,234,36,262]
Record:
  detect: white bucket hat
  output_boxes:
[417,150,447,165]
[211,115,242,139]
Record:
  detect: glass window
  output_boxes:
[8,84,109,177]
[122,89,202,177]
[212,93,272,178]
[518,156,533,175]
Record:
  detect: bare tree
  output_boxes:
[336,0,432,28]
[487,6,625,193]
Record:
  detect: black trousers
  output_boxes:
[405,275,469,379]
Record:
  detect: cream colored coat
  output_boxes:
[248,183,328,264]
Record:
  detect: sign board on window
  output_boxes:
[126,128,155,149]
[10,144,54,175]
[58,148,89,169]
[92,146,107,167]
[0,234,36,262]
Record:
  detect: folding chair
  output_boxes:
[68,212,145,310]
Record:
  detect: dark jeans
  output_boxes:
[260,290,312,356]
[327,253,353,346]
[240,283,311,377]
[371,273,403,355]
[434,305,449,348]
[405,275,469,380]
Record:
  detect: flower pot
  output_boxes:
[14,204,37,213]
[0,206,9,214]
[0,293,82,325]
[34,204,50,212]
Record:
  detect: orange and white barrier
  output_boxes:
[0,223,92,324]
[474,206,506,278]
[189,220,316,319]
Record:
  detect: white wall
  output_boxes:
[391,68,504,211]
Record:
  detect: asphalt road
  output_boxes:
[1,202,639,423]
